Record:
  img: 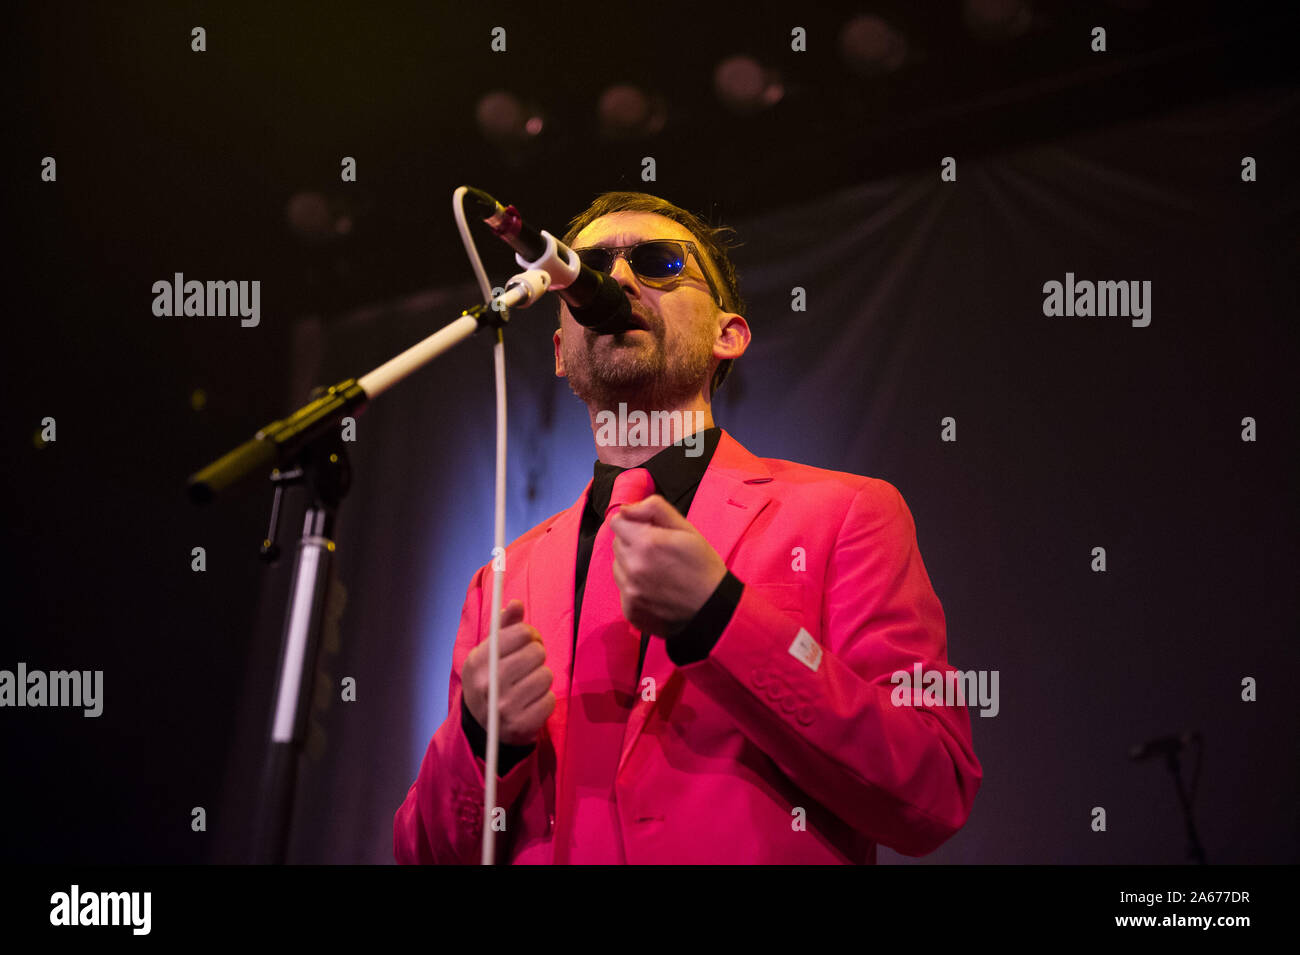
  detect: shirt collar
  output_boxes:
[588,426,722,517]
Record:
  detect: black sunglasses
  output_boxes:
[572,240,723,306]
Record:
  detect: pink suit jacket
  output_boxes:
[394,430,982,864]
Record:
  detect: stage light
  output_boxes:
[597,84,666,140]
[713,55,784,114]
[838,14,908,74]
[286,191,333,241]
[963,0,1033,41]
[285,191,354,243]
[475,91,544,146]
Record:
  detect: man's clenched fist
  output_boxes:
[461,599,555,746]
[610,494,728,636]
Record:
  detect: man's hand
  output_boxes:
[610,494,728,636]
[461,599,556,746]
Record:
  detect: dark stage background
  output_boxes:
[5,1,1297,865]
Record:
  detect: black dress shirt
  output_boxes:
[462,426,744,774]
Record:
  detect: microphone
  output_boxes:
[463,187,633,333]
[1129,730,1201,762]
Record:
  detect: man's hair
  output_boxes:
[556,191,745,399]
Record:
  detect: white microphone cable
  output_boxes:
[452,186,508,865]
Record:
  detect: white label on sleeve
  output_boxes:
[787,628,822,672]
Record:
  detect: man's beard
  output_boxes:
[562,309,714,412]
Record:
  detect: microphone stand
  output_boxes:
[1163,746,1207,864]
[250,432,349,865]
[188,299,513,864]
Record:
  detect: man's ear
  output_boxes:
[553,326,567,377]
[714,312,751,361]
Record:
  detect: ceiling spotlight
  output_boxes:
[838,14,908,74]
[597,84,667,140]
[713,55,784,114]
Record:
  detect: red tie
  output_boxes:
[554,467,655,864]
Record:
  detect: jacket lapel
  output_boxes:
[617,430,774,775]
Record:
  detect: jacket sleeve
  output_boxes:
[394,563,538,864]
[676,479,983,856]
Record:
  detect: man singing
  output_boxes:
[394,191,982,863]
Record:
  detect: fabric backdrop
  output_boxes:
[213,86,1298,864]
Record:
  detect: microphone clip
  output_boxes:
[513,229,582,292]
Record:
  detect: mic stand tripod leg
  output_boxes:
[251,435,350,864]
